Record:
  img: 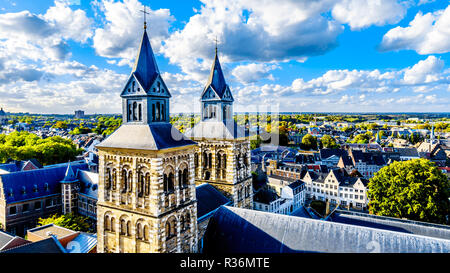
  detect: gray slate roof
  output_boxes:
[78,170,98,199]
[202,206,450,253]
[96,123,196,151]
[0,231,15,250]
[196,183,231,221]
[329,210,450,240]
[185,120,248,140]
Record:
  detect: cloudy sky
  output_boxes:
[0,0,449,114]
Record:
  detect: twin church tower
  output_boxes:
[95,21,252,253]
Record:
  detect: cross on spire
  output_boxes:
[140,6,150,30]
[215,36,218,54]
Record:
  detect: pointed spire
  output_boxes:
[205,42,227,97]
[62,162,77,182]
[131,28,160,91]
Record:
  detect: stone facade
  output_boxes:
[193,139,253,209]
[96,146,198,253]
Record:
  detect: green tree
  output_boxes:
[321,134,339,149]
[0,132,82,165]
[301,134,317,150]
[37,213,91,232]
[367,159,450,224]
[52,121,68,129]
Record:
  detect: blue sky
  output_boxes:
[0,0,449,114]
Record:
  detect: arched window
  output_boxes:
[144,173,150,196]
[138,103,142,121]
[194,153,198,167]
[128,103,132,121]
[163,174,168,192]
[165,217,176,239]
[222,154,227,168]
[105,215,110,231]
[138,171,144,197]
[127,171,133,193]
[110,217,115,232]
[127,221,131,236]
[136,222,142,239]
[168,173,174,192]
[208,153,212,169]
[182,169,188,188]
[120,219,126,235]
[152,104,155,122]
[178,170,182,189]
[161,103,165,121]
[203,152,208,168]
[133,102,137,121]
[156,102,160,121]
[122,169,128,193]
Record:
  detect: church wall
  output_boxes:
[193,138,253,209]
[97,146,198,253]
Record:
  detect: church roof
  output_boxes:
[0,162,88,204]
[329,210,450,240]
[96,123,196,151]
[202,206,450,253]
[131,30,160,92]
[77,170,98,199]
[61,162,77,183]
[201,50,231,100]
[196,183,231,222]
[185,120,248,140]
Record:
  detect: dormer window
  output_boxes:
[132,81,135,92]
[44,183,49,191]
[9,188,13,197]
[21,186,26,195]
[33,184,38,193]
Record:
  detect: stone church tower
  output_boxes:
[96,24,198,253]
[185,46,253,209]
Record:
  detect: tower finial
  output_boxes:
[215,36,218,55]
[140,6,149,30]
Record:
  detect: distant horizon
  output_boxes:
[4,111,450,116]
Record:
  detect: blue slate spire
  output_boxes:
[61,162,77,182]
[206,49,228,97]
[131,29,160,91]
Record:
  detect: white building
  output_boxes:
[254,180,306,215]
[303,169,370,210]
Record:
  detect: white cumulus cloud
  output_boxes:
[379,5,450,54]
